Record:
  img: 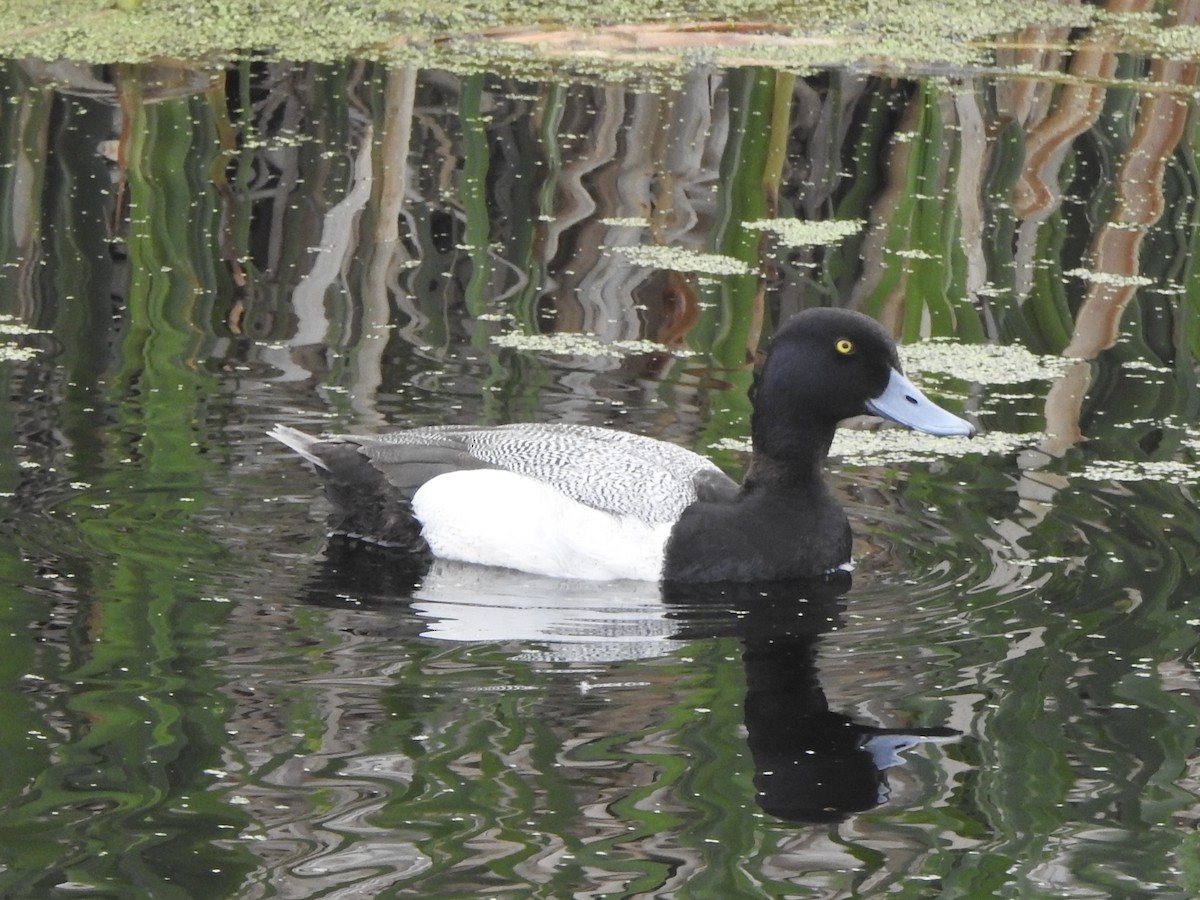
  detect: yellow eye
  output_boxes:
[835,338,855,356]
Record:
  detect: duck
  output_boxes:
[269,307,975,583]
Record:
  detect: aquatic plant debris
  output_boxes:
[491,332,691,357]
[0,316,45,336]
[711,430,1036,465]
[0,345,40,362]
[829,429,1035,466]
[0,0,1098,74]
[607,245,752,276]
[745,218,864,246]
[1065,268,1155,288]
[599,217,650,228]
[0,316,45,361]
[1111,19,1200,61]
[901,341,1075,385]
[1078,460,1200,484]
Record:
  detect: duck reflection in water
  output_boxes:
[667,573,960,824]
[306,543,962,826]
[744,638,959,824]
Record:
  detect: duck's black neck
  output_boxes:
[744,418,837,490]
[662,420,849,582]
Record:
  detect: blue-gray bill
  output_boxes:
[865,368,976,437]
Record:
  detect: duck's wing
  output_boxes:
[269,424,498,496]
[352,423,736,523]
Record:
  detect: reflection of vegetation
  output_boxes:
[0,65,257,896]
[869,463,1200,897]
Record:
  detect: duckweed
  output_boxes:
[607,245,753,275]
[0,345,40,361]
[0,316,45,361]
[830,428,1034,466]
[599,217,651,227]
[901,341,1075,385]
[1078,460,1199,484]
[1065,268,1155,288]
[0,317,45,336]
[745,218,864,246]
[0,0,1100,78]
[711,429,1035,465]
[491,332,691,357]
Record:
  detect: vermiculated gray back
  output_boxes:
[351,423,731,523]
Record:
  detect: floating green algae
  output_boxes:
[0,0,1098,76]
[0,346,40,361]
[607,244,752,276]
[1064,268,1155,288]
[711,429,1036,465]
[901,341,1075,385]
[1078,459,1200,484]
[745,218,864,246]
[830,428,1033,466]
[490,331,691,357]
[0,316,45,361]
[599,217,650,228]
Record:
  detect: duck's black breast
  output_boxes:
[662,462,852,583]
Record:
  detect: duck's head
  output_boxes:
[751,308,975,459]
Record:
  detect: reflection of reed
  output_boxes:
[1004,13,1126,326]
[1067,49,1199,357]
[1038,2,1200,456]
[1008,25,1122,223]
[10,52,1197,489]
[9,54,1199,440]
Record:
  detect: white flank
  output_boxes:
[412,469,672,581]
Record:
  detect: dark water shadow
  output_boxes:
[300,538,961,824]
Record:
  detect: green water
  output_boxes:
[0,58,1198,898]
